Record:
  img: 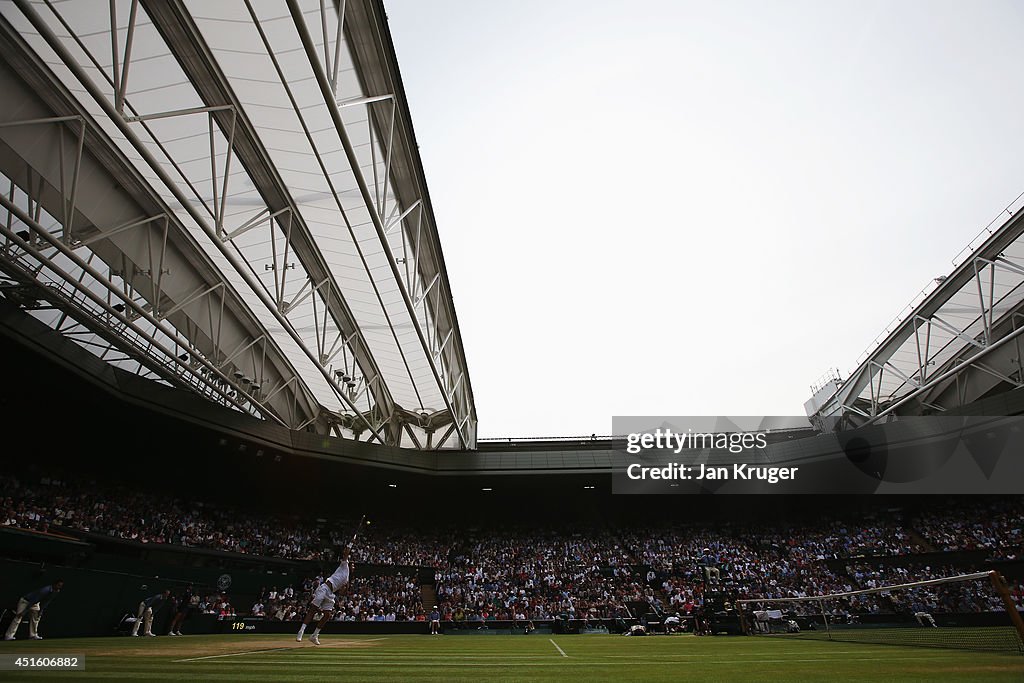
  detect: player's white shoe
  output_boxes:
[30,635,43,640]
[296,634,303,642]
[310,634,320,646]
[3,636,14,641]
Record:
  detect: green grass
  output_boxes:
[0,633,1021,682]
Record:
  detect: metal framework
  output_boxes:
[808,192,1024,430]
[0,0,476,448]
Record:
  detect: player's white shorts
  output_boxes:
[310,583,336,611]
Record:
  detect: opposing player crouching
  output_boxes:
[296,546,352,645]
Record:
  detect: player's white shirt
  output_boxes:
[326,560,350,592]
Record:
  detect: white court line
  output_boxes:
[194,654,980,666]
[260,648,926,660]
[548,639,568,658]
[174,647,297,663]
[174,637,392,662]
[253,653,979,660]
[288,655,558,659]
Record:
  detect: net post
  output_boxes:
[818,597,832,641]
[988,570,1024,652]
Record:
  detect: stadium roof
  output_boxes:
[807,191,1024,428]
[0,0,476,448]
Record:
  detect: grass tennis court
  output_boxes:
[0,632,1019,681]
[1,633,1023,682]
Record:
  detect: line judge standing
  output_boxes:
[4,579,64,640]
[131,589,170,637]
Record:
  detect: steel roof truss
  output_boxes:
[110,0,140,116]
[157,280,222,322]
[222,206,291,244]
[10,0,474,448]
[930,314,985,351]
[2,5,323,431]
[71,214,165,251]
[871,359,919,390]
[870,323,1024,424]
[912,315,934,386]
[322,328,359,367]
[973,257,996,346]
[385,198,419,236]
[319,0,347,94]
[286,0,467,447]
[0,190,274,422]
[0,116,84,245]
[122,106,237,239]
[369,97,396,220]
[138,0,403,440]
[971,361,1023,389]
[0,120,75,249]
[23,0,392,439]
[401,423,423,450]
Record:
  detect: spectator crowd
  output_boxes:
[2,470,1021,624]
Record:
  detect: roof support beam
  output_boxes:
[867,322,1024,424]
[287,0,468,447]
[11,0,382,440]
[143,0,399,439]
[819,204,1024,425]
[0,190,276,422]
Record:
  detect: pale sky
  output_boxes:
[383,0,1024,439]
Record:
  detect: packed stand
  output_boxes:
[434,527,640,623]
[1,472,335,561]
[3,469,1022,623]
[620,525,860,617]
[252,574,424,622]
[913,498,1024,559]
[845,561,1024,615]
